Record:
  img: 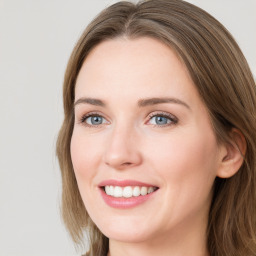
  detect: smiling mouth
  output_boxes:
[101,185,158,198]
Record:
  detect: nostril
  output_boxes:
[122,162,132,166]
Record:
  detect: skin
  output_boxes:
[71,37,232,256]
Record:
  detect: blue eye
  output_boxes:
[79,112,178,128]
[80,114,107,127]
[148,113,177,127]
[150,116,169,125]
[88,116,103,125]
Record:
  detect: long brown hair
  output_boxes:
[56,0,256,255]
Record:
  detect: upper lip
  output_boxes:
[98,179,158,188]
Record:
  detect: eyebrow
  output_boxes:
[74,97,190,109]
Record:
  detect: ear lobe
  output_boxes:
[217,128,247,178]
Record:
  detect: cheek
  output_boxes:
[70,131,101,180]
[70,131,103,215]
[146,127,219,189]
[144,128,219,226]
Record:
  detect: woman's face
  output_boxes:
[71,37,223,243]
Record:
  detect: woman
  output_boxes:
[56,0,256,255]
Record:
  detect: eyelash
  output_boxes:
[78,111,178,128]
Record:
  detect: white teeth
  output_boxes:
[123,186,133,198]
[105,185,110,195]
[132,186,140,197]
[147,187,154,194]
[109,185,114,196]
[140,186,148,196]
[114,186,123,197]
[104,185,157,197]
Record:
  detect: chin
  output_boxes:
[103,228,153,243]
[95,217,157,243]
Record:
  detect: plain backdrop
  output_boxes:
[0,0,255,255]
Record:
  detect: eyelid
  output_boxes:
[148,111,177,120]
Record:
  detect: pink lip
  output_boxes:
[98,179,157,187]
[98,179,159,209]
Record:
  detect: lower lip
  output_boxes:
[99,188,157,209]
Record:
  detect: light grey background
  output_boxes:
[0,0,255,255]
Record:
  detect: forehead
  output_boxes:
[82,36,183,68]
[75,37,198,106]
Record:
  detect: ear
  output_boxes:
[217,128,247,178]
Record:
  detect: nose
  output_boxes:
[103,126,142,170]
